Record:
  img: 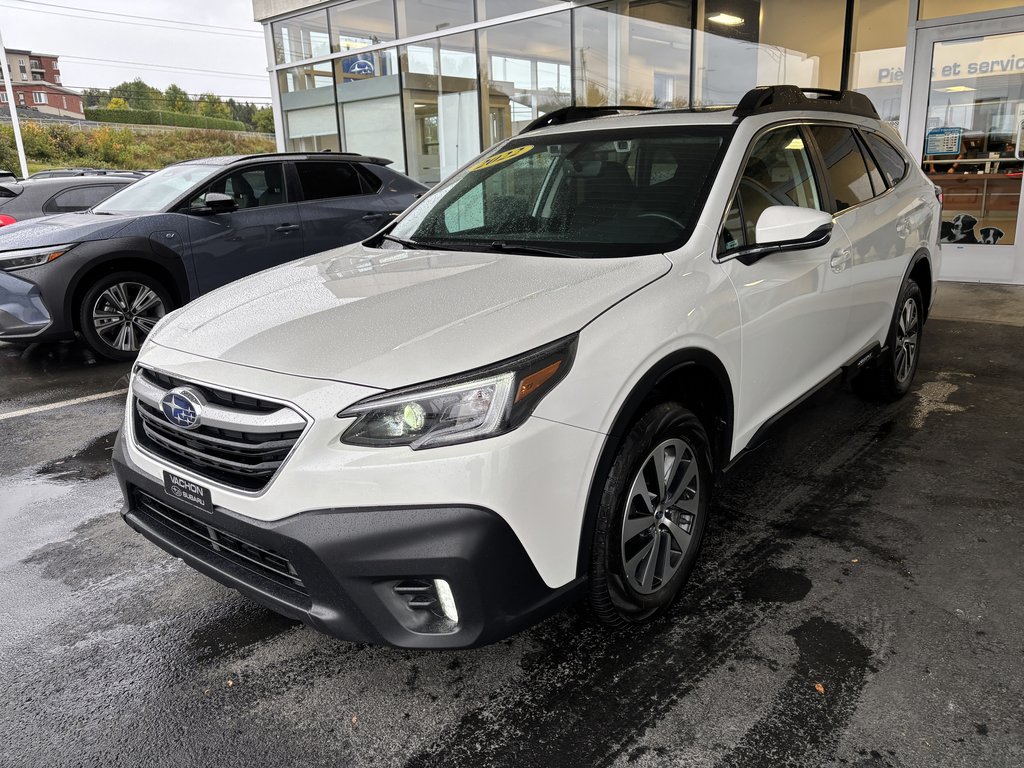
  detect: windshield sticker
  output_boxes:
[468,145,535,171]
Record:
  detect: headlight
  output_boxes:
[339,335,577,449]
[0,243,76,271]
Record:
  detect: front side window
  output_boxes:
[389,127,733,258]
[720,126,823,253]
[190,164,286,209]
[809,125,876,211]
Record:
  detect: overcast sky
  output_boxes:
[0,0,272,104]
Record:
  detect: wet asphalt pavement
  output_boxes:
[1,286,1022,768]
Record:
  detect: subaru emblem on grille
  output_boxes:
[160,387,205,430]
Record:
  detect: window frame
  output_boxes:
[715,122,828,261]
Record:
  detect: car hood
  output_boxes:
[0,212,135,249]
[151,243,672,388]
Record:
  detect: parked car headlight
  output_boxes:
[339,336,577,449]
[0,243,76,271]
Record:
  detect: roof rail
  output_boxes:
[519,105,658,134]
[734,86,879,120]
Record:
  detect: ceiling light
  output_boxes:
[938,85,976,92]
[708,12,745,26]
[785,137,805,150]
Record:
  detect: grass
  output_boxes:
[2,122,276,174]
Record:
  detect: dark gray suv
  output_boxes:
[0,152,427,360]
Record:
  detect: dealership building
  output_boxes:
[252,0,1024,284]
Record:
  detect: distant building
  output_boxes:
[0,49,84,119]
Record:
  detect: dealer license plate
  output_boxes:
[163,471,212,512]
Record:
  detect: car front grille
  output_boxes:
[131,367,306,492]
[132,488,307,596]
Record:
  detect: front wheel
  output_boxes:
[78,272,172,361]
[852,278,924,402]
[588,402,713,627]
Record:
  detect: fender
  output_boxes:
[63,236,191,326]
[903,247,934,319]
[574,347,734,578]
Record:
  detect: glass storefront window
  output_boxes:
[479,11,571,146]
[849,0,909,127]
[574,0,692,108]
[476,0,568,23]
[397,0,475,37]
[277,63,340,152]
[328,0,397,54]
[920,0,1024,19]
[698,0,845,105]
[272,9,331,65]
[332,48,405,172]
[401,33,481,184]
[920,32,1024,249]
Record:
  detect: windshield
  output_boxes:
[93,164,218,214]
[388,126,733,257]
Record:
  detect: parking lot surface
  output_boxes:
[1,283,1022,768]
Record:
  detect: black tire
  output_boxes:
[852,279,924,402]
[588,401,713,628]
[78,271,173,362]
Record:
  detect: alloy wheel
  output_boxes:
[620,438,701,595]
[91,281,166,353]
[894,297,919,384]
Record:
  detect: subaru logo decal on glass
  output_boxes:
[160,387,205,430]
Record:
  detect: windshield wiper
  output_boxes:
[380,234,463,252]
[488,241,579,258]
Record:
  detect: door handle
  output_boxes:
[361,212,386,221]
[275,223,300,233]
[830,247,852,273]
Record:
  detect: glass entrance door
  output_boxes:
[906,20,1024,284]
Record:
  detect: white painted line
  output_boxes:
[0,388,129,422]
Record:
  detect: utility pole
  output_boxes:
[0,23,29,179]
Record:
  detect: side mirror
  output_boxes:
[188,192,238,215]
[728,205,833,266]
[755,206,834,247]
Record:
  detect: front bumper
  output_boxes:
[113,432,585,649]
[0,269,55,339]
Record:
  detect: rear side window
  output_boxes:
[863,132,909,187]
[43,184,126,213]
[720,125,822,252]
[808,125,875,211]
[296,162,366,201]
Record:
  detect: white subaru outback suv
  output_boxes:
[113,86,940,648]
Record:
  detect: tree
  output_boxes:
[252,106,275,134]
[196,93,231,119]
[109,78,163,110]
[106,97,130,110]
[80,88,110,109]
[163,84,193,114]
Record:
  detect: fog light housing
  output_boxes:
[433,579,459,624]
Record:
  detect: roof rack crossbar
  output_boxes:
[519,104,658,134]
[733,85,879,120]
